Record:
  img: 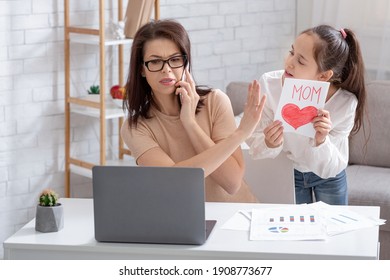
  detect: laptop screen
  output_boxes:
[92,166,211,245]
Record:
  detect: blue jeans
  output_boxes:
[294,169,348,205]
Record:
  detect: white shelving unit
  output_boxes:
[70,158,137,178]
[70,96,126,119]
[64,0,160,197]
[69,33,133,46]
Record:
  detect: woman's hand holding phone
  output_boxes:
[175,65,199,126]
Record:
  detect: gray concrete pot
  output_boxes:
[35,203,64,233]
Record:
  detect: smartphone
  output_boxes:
[181,61,189,82]
[178,61,189,106]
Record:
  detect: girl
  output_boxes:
[247,25,366,205]
[121,19,266,202]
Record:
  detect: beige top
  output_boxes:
[121,89,257,203]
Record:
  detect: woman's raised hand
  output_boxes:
[238,80,266,138]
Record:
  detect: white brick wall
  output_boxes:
[0,0,296,259]
[160,0,296,90]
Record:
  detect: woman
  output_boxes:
[121,19,266,202]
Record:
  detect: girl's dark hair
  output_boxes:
[301,25,366,135]
[124,19,211,127]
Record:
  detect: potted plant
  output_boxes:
[86,84,100,103]
[35,189,64,233]
[88,84,100,95]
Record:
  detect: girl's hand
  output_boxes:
[175,68,199,125]
[237,80,266,138]
[264,120,284,148]
[312,109,332,146]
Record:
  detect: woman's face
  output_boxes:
[142,38,186,97]
[284,33,328,81]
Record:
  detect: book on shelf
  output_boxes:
[124,0,155,38]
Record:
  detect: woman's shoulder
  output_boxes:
[204,88,230,103]
[211,88,228,98]
[201,88,233,113]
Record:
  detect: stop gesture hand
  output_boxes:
[238,80,266,138]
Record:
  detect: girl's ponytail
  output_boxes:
[341,29,366,134]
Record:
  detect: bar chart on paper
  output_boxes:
[250,206,327,240]
[268,214,317,224]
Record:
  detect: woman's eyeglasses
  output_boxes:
[144,55,187,72]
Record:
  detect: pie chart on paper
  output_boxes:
[268,226,289,233]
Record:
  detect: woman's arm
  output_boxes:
[177,111,246,194]
[138,80,266,195]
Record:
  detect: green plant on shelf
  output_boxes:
[88,85,100,94]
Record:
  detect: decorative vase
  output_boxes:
[35,203,64,233]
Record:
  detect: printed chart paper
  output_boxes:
[310,201,386,236]
[249,205,327,241]
[274,78,329,138]
[222,202,385,241]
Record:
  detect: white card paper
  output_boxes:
[274,78,329,138]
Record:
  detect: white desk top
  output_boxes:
[3,198,380,260]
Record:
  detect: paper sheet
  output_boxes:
[221,202,386,241]
[310,201,386,236]
[249,205,327,241]
[221,210,251,231]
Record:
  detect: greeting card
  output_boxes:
[274,78,329,138]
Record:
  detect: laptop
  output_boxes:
[92,166,216,245]
[241,144,296,204]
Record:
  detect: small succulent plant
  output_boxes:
[39,189,59,207]
[88,85,100,94]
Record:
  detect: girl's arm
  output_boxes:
[302,95,357,178]
[246,76,283,160]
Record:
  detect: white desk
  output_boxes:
[3,198,380,260]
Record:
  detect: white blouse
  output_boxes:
[246,70,358,179]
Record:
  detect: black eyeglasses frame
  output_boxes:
[143,55,188,72]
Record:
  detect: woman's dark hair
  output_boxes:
[124,19,211,127]
[301,25,366,135]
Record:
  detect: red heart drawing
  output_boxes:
[281,104,317,130]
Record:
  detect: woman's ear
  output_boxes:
[141,69,146,77]
[318,70,334,82]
